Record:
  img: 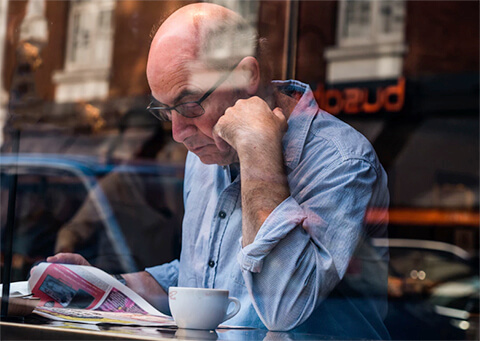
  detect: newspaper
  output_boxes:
[28,262,175,326]
[33,306,176,326]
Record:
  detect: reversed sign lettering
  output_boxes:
[313,78,405,115]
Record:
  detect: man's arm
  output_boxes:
[46,253,170,313]
[213,96,289,246]
[239,131,290,247]
[238,156,386,331]
[213,97,388,331]
[122,271,170,313]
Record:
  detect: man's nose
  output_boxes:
[171,112,197,143]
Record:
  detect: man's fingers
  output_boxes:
[46,253,91,266]
[211,100,286,155]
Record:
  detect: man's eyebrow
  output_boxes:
[151,89,201,108]
[173,89,200,104]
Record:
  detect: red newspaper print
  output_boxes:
[32,264,105,309]
[95,288,147,314]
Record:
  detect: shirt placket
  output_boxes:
[204,170,240,288]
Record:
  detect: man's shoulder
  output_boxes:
[305,111,380,168]
[275,80,380,170]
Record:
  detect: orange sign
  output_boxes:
[313,78,405,115]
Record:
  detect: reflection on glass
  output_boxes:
[342,0,371,40]
[0,1,477,340]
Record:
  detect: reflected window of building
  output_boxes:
[341,0,372,43]
[325,0,407,83]
[340,0,405,45]
[68,0,114,69]
[196,1,259,67]
[209,0,259,27]
[53,0,116,103]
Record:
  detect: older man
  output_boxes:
[48,3,390,338]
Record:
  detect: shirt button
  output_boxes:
[208,260,215,268]
[218,211,226,219]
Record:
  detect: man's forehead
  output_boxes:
[147,36,194,88]
[189,64,249,91]
[187,62,223,87]
[149,58,205,88]
[148,38,249,102]
[152,62,250,106]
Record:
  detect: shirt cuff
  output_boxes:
[237,196,307,273]
[145,259,179,293]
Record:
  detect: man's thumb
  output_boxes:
[273,107,288,132]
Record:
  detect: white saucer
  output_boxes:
[0,281,31,298]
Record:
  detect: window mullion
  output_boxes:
[337,0,347,46]
[84,3,96,70]
[370,0,380,45]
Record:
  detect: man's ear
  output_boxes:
[237,56,260,95]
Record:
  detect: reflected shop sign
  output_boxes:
[313,78,405,115]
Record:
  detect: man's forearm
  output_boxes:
[211,96,290,246]
[122,271,170,314]
[239,146,290,246]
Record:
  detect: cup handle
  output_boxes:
[223,297,241,322]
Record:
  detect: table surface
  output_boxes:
[1,315,331,341]
[1,297,332,340]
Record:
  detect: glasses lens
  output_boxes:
[176,102,205,118]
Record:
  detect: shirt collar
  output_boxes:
[273,80,319,169]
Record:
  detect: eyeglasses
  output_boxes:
[147,63,239,122]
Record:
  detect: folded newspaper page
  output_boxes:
[29,262,175,326]
[34,306,176,326]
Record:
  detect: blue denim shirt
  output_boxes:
[146,80,390,339]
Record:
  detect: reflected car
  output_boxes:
[0,153,184,279]
[373,238,479,340]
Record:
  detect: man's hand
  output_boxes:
[212,96,287,157]
[43,254,169,313]
[46,253,92,266]
[30,253,91,278]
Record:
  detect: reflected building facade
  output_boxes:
[0,0,478,338]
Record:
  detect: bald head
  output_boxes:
[147,3,262,90]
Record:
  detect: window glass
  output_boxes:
[0,1,478,339]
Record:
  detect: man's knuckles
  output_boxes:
[214,116,236,144]
[218,97,286,147]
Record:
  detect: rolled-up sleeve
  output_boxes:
[237,196,309,273]
[145,259,179,293]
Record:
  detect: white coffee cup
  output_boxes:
[168,287,241,330]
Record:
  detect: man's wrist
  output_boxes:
[112,274,127,286]
[237,137,282,159]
